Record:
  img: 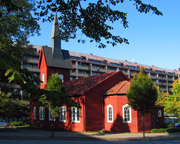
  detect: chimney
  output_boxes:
[51,13,63,59]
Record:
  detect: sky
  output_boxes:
[28,0,180,70]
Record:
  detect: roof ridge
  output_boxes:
[84,70,120,94]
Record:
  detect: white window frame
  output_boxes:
[122,104,132,123]
[59,106,67,122]
[71,107,80,123]
[33,106,36,120]
[158,110,162,117]
[107,105,113,123]
[42,73,45,83]
[59,74,64,82]
[49,108,53,121]
[39,107,45,120]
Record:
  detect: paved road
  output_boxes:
[1,139,180,144]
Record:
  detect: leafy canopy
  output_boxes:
[39,74,79,118]
[156,79,180,118]
[0,0,40,99]
[0,92,29,118]
[127,67,158,116]
[35,0,163,48]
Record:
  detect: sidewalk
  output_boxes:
[0,128,180,141]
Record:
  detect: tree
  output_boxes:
[0,92,29,121]
[127,67,158,138]
[35,0,163,48]
[156,79,180,119]
[0,0,40,99]
[39,74,79,137]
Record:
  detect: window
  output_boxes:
[71,107,80,123]
[49,108,53,121]
[158,110,162,117]
[107,105,113,123]
[123,104,132,123]
[39,107,45,120]
[33,106,36,120]
[59,106,67,122]
[42,74,45,83]
[59,74,64,82]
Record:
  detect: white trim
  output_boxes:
[71,107,80,123]
[107,105,113,123]
[59,106,67,122]
[122,104,132,123]
[33,106,36,120]
[39,107,45,120]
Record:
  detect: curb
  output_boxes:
[0,135,180,141]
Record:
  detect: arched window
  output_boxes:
[59,74,64,82]
[42,73,45,83]
[158,110,162,117]
[123,104,132,123]
[39,107,45,120]
[59,106,67,122]
[107,105,113,123]
[49,108,53,121]
[33,106,36,120]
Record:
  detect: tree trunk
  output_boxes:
[142,115,145,139]
[51,118,55,138]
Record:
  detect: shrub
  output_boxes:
[151,128,167,133]
[167,127,180,133]
[99,129,110,133]
[10,121,24,126]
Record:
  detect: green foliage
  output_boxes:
[156,79,180,118]
[39,74,79,118]
[10,121,24,126]
[127,67,158,116]
[99,129,110,133]
[151,128,167,133]
[0,0,40,99]
[0,92,29,118]
[35,0,162,48]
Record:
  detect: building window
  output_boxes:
[123,104,132,123]
[59,74,64,82]
[71,107,80,123]
[42,74,45,83]
[59,106,67,122]
[39,107,45,120]
[107,105,113,123]
[158,110,162,117]
[33,106,36,120]
[49,108,53,121]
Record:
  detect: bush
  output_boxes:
[151,128,167,133]
[10,121,24,126]
[167,127,180,133]
[99,129,110,133]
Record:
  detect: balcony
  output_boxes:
[150,75,157,79]
[158,77,166,80]
[78,66,90,71]
[70,72,78,77]
[27,59,39,64]
[26,68,40,73]
[92,68,107,73]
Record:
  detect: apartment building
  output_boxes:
[28,45,179,93]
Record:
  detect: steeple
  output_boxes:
[51,13,63,59]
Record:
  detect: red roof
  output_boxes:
[105,81,130,95]
[64,71,118,96]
